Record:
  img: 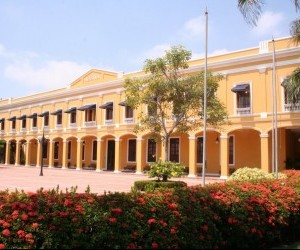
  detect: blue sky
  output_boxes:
[0,0,298,99]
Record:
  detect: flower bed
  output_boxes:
[0,170,300,249]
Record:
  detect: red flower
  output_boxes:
[201,225,208,232]
[151,242,159,249]
[32,223,39,229]
[147,218,156,225]
[137,197,145,204]
[109,217,117,223]
[171,227,177,234]
[151,207,157,212]
[2,222,10,228]
[111,208,123,214]
[0,244,5,249]
[17,230,25,238]
[127,243,137,249]
[168,203,178,210]
[21,214,28,221]
[2,229,10,237]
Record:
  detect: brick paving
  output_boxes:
[0,165,225,194]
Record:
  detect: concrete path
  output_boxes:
[0,165,224,194]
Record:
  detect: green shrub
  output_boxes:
[133,180,187,191]
[227,167,287,182]
[148,160,186,181]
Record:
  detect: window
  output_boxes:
[57,113,62,125]
[65,107,77,124]
[229,135,234,165]
[85,109,96,122]
[12,120,16,130]
[125,106,133,119]
[147,139,156,162]
[21,119,26,129]
[44,115,49,127]
[99,102,113,122]
[32,117,37,128]
[128,139,136,162]
[231,84,250,114]
[92,140,97,161]
[283,85,300,111]
[0,120,4,131]
[106,108,113,120]
[169,138,179,163]
[54,142,59,160]
[196,137,203,164]
[70,112,76,123]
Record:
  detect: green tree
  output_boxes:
[284,67,300,105]
[238,0,300,43]
[124,45,227,162]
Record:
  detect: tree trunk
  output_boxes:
[164,135,169,162]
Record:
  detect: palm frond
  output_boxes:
[238,0,265,26]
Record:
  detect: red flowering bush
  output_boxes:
[0,170,300,249]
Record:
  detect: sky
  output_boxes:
[0,0,298,99]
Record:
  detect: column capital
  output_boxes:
[188,136,196,140]
[220,134,228,140]
[260,133,269,138]
[136,137,143,141]
[97,139,103,142]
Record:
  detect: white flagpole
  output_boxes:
[202,8,208,187]
[272,38,278,179]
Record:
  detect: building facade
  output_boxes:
[0,36,299,178]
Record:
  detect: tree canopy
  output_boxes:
[124,45,227,161]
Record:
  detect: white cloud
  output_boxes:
[251,11,284,37]
[178,16,206,40]
[4,59,92,92]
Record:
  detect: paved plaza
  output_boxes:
[0,165,224,194]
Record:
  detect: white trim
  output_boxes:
[82,140,86,162]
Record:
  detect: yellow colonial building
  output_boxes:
[0,36,299,178]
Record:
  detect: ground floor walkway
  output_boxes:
[0,165,224,194]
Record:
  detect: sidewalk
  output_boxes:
[0,165,224,194]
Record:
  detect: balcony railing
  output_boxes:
[20,128,27,133]
[284,103,300,112]
[69,123,77,129]
[236,107,251,115]
[84,121,96,128]
[124,117,134,124]
[55,124,63,130]
[105,119,113,125]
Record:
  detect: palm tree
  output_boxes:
[284,67,300,106]
[238,0,300,101]
[290,19,300,44]
[238,0,300,43]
